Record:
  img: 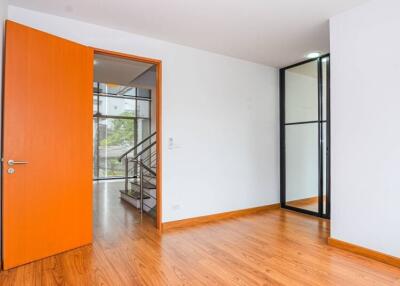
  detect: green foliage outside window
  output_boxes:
[100,111,135,147]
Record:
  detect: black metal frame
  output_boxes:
[279,54,331,219]
[93,92,151,101]
[93,176,137,181]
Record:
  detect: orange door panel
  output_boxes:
[2,21,93,269]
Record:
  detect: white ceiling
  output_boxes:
[9,0,368,67]
[94,54,154,87]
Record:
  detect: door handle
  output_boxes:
[7,160,29,166]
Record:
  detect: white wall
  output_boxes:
[8,6,280,222]
[330,0,400,257]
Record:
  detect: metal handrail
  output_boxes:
[123,141,156,192]
[118,132,156,161]
[133,158,156,177]
[141,149,156,164]
[133,158,157,216]
[131,141,156,162]
[120,132,157,218]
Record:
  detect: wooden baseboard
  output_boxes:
[328,237,400,268]
[162,203,280,231]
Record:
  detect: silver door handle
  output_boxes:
[8,160,29,166]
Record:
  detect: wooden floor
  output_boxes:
[286,196,326,213]
[0,181,399,285]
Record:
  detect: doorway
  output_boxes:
[92,51,160,227]
[93,54,154,180]
[280,55,330,218]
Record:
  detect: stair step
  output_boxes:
[144,174,156,179]
[119,190,150,200]
[130,180,156,189]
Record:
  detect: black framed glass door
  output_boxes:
[280,55,330,218]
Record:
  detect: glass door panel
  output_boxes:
[322,122,327,215]
[322,57,329,121]
[285,60,318,123]
[321,55,330,216]
[282,56,330,218]
[285,124,319,212]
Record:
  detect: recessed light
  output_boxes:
[305,51,322,59]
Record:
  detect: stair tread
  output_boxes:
[130,180,156,189]
[144,174,156,178]
[119,190,150,200]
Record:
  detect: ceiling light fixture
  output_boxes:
[305,51,322,59]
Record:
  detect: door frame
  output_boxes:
[279,54,331,219]
[90,48,163,230]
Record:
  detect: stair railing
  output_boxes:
[134,157,157,214]
[118,132,157,217]
[118,131,156,162]
[118,132,156,192]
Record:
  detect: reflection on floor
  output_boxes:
[94,180,156,234]
[0,183,399,285]
[287,196,326,213]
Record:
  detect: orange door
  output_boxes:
[2,21,93,269]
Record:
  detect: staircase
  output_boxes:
[118,132,157,218]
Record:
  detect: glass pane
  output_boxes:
[137,118,152,163]
[285,123,319,212]
[98,95,135,117]
[93,118,99,178]
[97,118,135,178]
[137,99,150,118]
[97,118,107,178]
[285,60,318,123]
[93,82,100,93]
[322,122,327,215]
[92,81,154,179]
[137,88,151,98]
[97,82,136,96]
[137,118,151,142]
[93,95,98,115]
[322,57,329,121]
[121,87,136,97]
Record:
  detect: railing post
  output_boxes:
[125,156,129,192]
[139,159,144,216]
[133,159,138,179]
